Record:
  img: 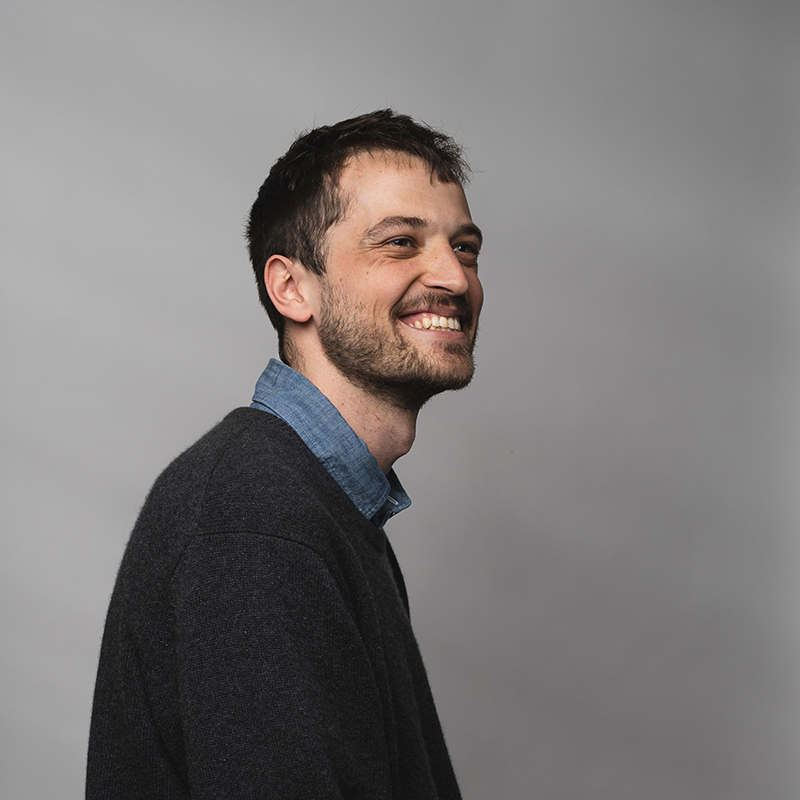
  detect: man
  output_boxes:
[87,109,483,799]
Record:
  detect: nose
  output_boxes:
[421,243,471,296]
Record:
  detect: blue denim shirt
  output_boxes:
[250,359,411,529]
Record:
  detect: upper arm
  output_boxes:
[171,532,391,799]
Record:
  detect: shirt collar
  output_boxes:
[250,359,411,528]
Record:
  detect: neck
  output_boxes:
[291,353,420,474]
[326,387,420,475]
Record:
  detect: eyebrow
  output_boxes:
[361,215,484,246]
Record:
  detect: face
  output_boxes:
[312,153,484,410]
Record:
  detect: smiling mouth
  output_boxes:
[401,313,463,332]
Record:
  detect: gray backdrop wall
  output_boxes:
[3,1,799,797]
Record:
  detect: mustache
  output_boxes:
[392,292,474,330]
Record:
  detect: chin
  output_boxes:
[363,348,477,410]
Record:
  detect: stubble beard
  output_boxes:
[317,284,478,412]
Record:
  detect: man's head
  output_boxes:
[247,110,483,409]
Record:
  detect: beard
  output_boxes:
[317,284,479,411]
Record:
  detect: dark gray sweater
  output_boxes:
[86,408,461,799]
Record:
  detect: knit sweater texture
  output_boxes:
[86,408,461,799]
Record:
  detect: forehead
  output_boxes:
[336,152,471,226]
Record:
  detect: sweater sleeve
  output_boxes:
[171,531,392,800]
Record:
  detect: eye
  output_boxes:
[387,236,415,248]
[454,241,480,256]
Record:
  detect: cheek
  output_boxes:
[469,275,484,317]
[359,274,407,306]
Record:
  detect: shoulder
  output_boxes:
[141,408,315,521]
[138,409,281,515]
[136,407,363,549]
[160,406,296,479]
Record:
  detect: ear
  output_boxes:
[264,255,314,323]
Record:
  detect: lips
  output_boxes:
[400,312,462,331]
[394,292,472,335]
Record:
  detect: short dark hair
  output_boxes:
[246,109,470,362]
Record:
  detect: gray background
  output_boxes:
[3,1,799,797]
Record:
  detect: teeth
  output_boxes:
[411,315,461,331]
